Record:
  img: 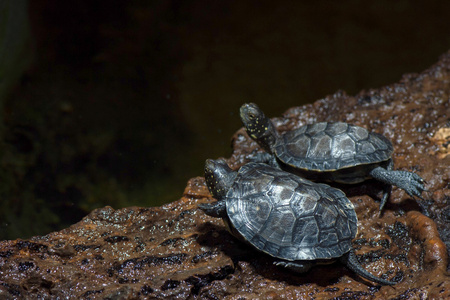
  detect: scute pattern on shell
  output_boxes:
[226,162,358,261]
[275,122,393,171]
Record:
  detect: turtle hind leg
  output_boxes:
[379,183,392,212]
[198,201,227,218]
[274,261,313,273]
[369,165,426,201]
[341,250,396,286]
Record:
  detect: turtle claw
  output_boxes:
[403,173,427,199]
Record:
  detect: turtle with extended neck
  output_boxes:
[239,102,426,211]
[199,158,396,285]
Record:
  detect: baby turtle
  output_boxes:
[240,102,426,211]
[199,159,396,285]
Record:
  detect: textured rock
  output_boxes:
[1,51,450,299]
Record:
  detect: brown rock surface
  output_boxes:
[1,51,450,299]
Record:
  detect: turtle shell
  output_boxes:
[274,122,393,171]
[226,162,358,261]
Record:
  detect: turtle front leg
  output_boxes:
[369,160,426,202]
[248,152,281,169]
[198,201,227,218]
[274,260,314,273]
[249,152,272,163]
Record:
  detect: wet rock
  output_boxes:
[1,51,450,298]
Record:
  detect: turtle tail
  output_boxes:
[342,249,396,286]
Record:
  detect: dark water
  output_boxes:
[2,0,450,239]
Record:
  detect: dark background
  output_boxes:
[2,0,450,239]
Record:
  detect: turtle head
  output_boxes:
[204,158,237,200]
[240,103,279,153]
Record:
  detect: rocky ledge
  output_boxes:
[1,51,450,299]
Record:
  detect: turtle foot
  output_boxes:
[370,167,426,199]
[400,171,426,198]
[198,201,227,218]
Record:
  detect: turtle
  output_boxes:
[239,102,426,211]
[199,158,396,285]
